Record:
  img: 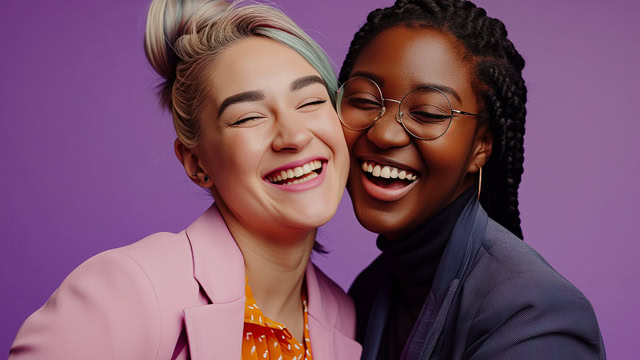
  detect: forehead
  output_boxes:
[207,37,320,100]
[352,26,474,97]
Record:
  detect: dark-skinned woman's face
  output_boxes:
[342,26,492,239]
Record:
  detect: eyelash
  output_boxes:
[229,99,328,126]
[231,116,264,126]
[297,99,327,109]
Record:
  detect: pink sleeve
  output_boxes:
[10,250,162,360]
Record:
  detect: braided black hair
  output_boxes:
[339,0,527,238]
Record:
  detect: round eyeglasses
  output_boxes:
[336,76,479,140]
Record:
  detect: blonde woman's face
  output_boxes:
[196,37,349,234]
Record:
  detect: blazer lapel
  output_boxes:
[183,204,246,360]
[305,263,362,360]
[404,198,489,360]
[400,280,459,360]
[184,300,245,360]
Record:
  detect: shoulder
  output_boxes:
[116,231,198,293]
[10,231,201,359]
[472,218,590,304]
[310,263,357,337]
[458,218,604,358]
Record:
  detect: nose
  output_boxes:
[272,113,313,152]
[366,99,411,150]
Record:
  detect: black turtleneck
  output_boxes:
[376,187,476,360]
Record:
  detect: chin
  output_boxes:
[352,203,408,238]
[272,200,335,231]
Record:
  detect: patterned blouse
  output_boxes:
[241,280,312,360]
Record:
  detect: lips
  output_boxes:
[265,159,324,185]
[357,159,420,202]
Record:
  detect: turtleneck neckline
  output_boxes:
[377,186,476,286]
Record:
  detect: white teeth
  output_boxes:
[380,166,391,179]
[361,161,417,182]
[267,160,323,184]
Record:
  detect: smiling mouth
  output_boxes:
[361,160,418,189]
[265,160,324,185]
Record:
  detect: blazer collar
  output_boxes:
[183,204,360,360]
[404,198,489,360]
[186,203,245,303]
[361,198,489,360]
[183,204,246,360]
[431,197,487,297]
[306,263,362,359]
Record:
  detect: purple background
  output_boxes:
[1,0,638,357]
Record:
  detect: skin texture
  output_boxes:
[175,37,349,340]
[343,26,493,240]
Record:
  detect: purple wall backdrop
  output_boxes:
[1,0,638,357]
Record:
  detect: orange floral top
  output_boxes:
[241,280,312,360]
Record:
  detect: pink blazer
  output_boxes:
[10,205,362,359]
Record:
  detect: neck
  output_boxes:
[215,200,315,322]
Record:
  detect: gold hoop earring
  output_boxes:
[477,165,483,201]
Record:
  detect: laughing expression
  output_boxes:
[343,26,489,240]
[194,37,349,236]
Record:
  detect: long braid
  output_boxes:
[339,0,527,238]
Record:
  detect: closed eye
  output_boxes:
[347,97,383,109]
[408,111,450,124]
[231,115,266,126]
[297,99,327,110]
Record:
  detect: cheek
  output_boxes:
[309,110,351,186]
[341,127,360,155]
[417,123,477,177]
[204,130,267,186]
[312,110,349,152]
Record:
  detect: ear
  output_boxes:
[467,123,493,174]
[174,138,214,188]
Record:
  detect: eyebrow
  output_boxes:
[350,71,385,87]
[414,82,463,104]
[290,75,326,91]
[217,75,326,117]
[218,90,265,117]
[348,71,463,104]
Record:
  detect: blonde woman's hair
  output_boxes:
[144,0,338,148]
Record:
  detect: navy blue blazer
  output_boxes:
[349,198,606,359]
